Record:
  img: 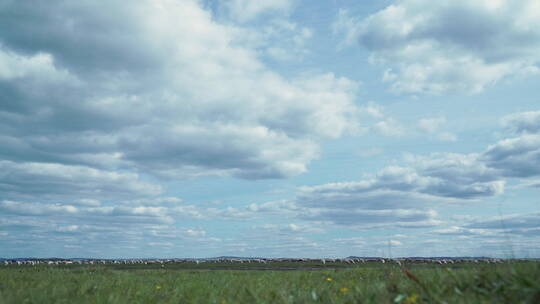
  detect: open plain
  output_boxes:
[1,259,539,303]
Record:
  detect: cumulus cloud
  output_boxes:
[482,134,540,177]
[287,110,540,229]
[0,160,162,201]
[409,153,505,198]
[300,156,504,205]
[335,0,540,94]
[482,111,540,178]
[290,151,509,228]
[502,111,540,134]
[0,0,359,183]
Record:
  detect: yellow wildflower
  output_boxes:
[339,287,349,293]
[326,277,333,281]
[404,294,418,304]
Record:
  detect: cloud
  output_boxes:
[482,134,540,177]
[0,201,78,216]
[224,0,293,22]
[418,117,446,133]
[430,212,540,243]
[253,223,324,235]
[235,110,538,230]
[0,0,359,182]
[332,9,363,49]
[287,111,540,229]
[360,101,384,119]
[224,17,314,63]
[184,228,207,238]
[125,197,183,206]
[355,101,406,136]
[301,157,504,204]
[0,49,78,83]
[301,208,439,227]
[466,212,540,230]
[289,150,509,228]
[0,200,174,224]
[335,1,540,94]
[409,153,505,198]
[0,160,162,201]
[502,111,540,134]
[481,112,540,178]
[247,199,299,214]
[372,118,404,136]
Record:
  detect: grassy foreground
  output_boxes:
[0,262,539,303]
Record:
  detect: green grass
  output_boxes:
[0,262,539,303]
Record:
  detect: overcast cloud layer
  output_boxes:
[1,0,539,258]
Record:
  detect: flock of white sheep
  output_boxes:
[2,257,510,266]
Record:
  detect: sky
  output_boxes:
[0,0,539,259]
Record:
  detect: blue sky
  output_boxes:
[1,0,539,258]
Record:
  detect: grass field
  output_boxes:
[1,261,539,303]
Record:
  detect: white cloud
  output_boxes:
[126,197,183,206]
[482,134,540,178]
[261,20,312,61]
[56,225,80,233]
[253,223,324,234]
[0,0,360,181]
[184,228,207,238]
[287,111,540,229]
[335,0,540,94]
[225,0,293,22]
[332,9,363,49]
[0,201,78,216]
[372,118,404,136]
[480,111,540,178]
[433,212,540,240]
[0,200,178,225]
[418,117,446,133]
[502,111,540,134]
[417,117,456,141]
[289,150,509,228]
[0,48,78,84]
[0,160,162,201]
[360,101,384,119]
[75,199,101,207]
[229,18,313,62]
[247,199,299,214]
